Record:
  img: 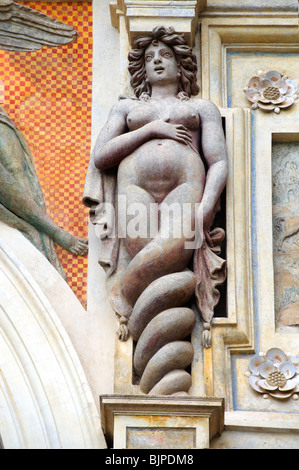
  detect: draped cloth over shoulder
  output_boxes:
[82,95,139,319]
[83,158,119,277]
[83,151,133,319]
[0,106,67,279]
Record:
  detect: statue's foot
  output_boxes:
[67,236,89,256]
[53,229,88,255]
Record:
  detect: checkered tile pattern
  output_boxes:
[0,80,4,104]
[0,2,93,308]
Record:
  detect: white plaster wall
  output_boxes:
[84,0,121,397]
[0,222,106,449]
[91,0,121,145]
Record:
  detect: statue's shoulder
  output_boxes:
[118,94,137,102]
[110,94,138,115]
[196,98,220,113]
[0,108,17,132]
[195,98,222,121]
[0,118,17,139]
[0,122,19,155]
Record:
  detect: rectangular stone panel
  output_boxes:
[126,426,196,449]
[272,141,299,327]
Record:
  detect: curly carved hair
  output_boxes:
[128,26,200,99]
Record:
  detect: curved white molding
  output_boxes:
[0,236,105,449]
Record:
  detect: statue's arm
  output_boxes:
[0,123,24,176]
[94,101,154,171]
[197,100,228,230]
[94,100,193,171]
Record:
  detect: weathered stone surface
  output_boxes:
[134,307,196,376]
[84,25,227,396]
[149,369,192,396]
[272,142,299,326]
[277,302,299,326]
[139,341,194,394]
[128,271,196,341]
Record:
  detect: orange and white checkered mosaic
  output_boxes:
[0,2,93,307]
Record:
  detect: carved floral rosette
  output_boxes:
[243,70,298,114]
[247,348,299,400]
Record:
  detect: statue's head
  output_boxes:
[128,26,199,99]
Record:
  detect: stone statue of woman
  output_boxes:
[83,26,228,395]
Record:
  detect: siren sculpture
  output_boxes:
[83,26,228,395]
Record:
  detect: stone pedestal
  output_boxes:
[100,395,224,449]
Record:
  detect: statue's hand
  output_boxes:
[149,121,193,146]
[196,202,216,233]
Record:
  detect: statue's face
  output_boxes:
[144,40,178,86]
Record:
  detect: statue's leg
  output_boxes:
[124,182,202,395]
[0,162,88,255]
[0,123,46,208]
[122,182,202,306]
[118,183,155,258]
[0,202,45,253]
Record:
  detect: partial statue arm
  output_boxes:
[197,100,228,231]
[193,100,228,347]
[94,100,193,171]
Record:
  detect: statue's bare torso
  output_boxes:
[117,97,205,206]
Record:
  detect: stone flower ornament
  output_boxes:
[247,348,299,400]
[243,70,298,113]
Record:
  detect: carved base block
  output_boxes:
[100,395,224,449]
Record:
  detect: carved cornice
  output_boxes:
[100,394,224,448]
[110,0,206,45]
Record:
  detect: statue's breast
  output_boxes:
[126,103,158,131]
[126,101,200,131]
